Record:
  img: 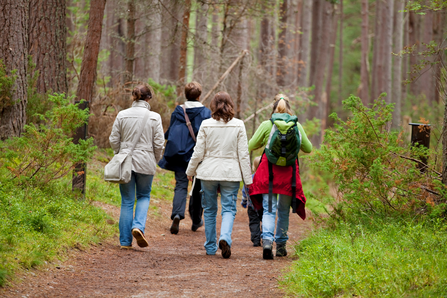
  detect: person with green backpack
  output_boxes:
[248,94,312,259]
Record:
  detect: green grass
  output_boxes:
[281,218,447,297]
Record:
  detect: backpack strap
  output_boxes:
[268,160,274,213]
[291,162,297,213]
[182,105,196,142]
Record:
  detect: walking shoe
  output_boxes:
[276,243,287,257]
[253,240,261,247]
[170,214,181,234]
[262,239,274,260]
[120,245,133,250]
[191,219,203,232]
[131,228,149,248]
[219,239,231,259]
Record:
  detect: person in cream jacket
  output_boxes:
[186,91,252,258]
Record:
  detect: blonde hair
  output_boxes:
[272,94,292,115]
[253,156,261,172]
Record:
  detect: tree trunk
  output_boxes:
[325,6,338,129]
[124,0,136,83]
[0,0,29,140]
[371,0,382,102]
[177,0,191,96]
[75,0,106,103]
[277,0,288,87]
[293,0,302,85]
[392,0,404,129]
[147,0,162,83]
[309,0,323,87]
[298,0,312,87]
[360,0,369,105]
[29,0,67,94]
[382,0,394,104]
[193,1,208,83]
[338,0,343,104]
[420,10,434,104]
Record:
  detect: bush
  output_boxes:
[0,93,96,186]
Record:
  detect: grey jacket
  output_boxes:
[109,101,164,175]
[186,118,253,185]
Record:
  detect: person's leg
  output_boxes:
[247,205,261,246]
[119,172,136,246]
[261,193,278,259]
[218,181,240,247]
[171,171,188,220]
[132,173,154,233]
[189,177,203,228]
[275,194,292,244]
[201,180,219,255]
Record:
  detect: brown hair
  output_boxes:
[184,81,202,101]
[132,85,153,101]
[272,93,292,116]
[210,92,235,123]
[253,156,261,172]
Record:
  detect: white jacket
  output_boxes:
[186,118,253,185]
[109,101,164,175]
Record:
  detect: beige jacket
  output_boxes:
[186,118,253,185]
[109,101,164,175]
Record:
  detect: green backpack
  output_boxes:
[265,113,301,166]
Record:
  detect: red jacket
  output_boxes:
[249,153,306,220]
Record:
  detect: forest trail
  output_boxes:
[1,197,311,297]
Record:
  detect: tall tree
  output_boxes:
[309,0,323,86]
[193,1,209,82]
[177,0,191,96]
[29,0,67,94]
[382,0,394,104]
[359,0,369,104]
[419,10,434,104]
[124,0,136,83]
[392,0,404,129]
[338,0,343,103]
[277,0,289,87]
[0,0,29,140]
[371,0,382,101]
[298,0,312,87]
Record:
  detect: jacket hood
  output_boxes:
[172,105,208,123]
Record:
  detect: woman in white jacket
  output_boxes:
[186,92,252,258]
[109,85,165,249]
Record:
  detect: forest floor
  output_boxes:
[1,196,311,297]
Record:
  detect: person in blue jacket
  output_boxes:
[159,82,211,234]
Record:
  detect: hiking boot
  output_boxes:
[191,219,203,232]
[219,239,231,259]
[253,239,261,247]
[276,243,287,257]
[131,229,149,248]
[262,239,274,260]
[120,245,133,250]
[170,215,180,234]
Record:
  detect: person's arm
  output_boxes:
[248,120,272,152]
[297,122,312,153]
[237,123,253,185]
[109,116,121,154]
[186,124,206,178]
[152,114,165,162]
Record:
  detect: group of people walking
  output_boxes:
[109,81,312,259]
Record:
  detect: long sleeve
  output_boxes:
[185,125,206,177]
[248,120,272,152]
[297,122,312,153]
[109,117,121,154]
[153,116,165,162]
[237,124,253,185]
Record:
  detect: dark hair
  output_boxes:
[132,85,153,101]
[210,92,235,123]
[184,81,202,101]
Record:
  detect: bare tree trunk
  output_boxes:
[420,10,434,104]
[277,0,288,87]
[360,0,369,105]
[338,0,343,103]
[161,1,181,83]
[29,0,67,94]
[124,0,135,83]
[193,1,208,83]
[402,12,409,105]
[177,0,191,96]
[309,0,323,87]
[147,0,162,83]
[0,0,28,140]
[408,11,421,96]
[298,0,312,87]
[371,0,382,102]
[433,9,445,104]
[293,0,302,84]
[325,7,338,128]
[392,0,404,129]
[382,0,394,104]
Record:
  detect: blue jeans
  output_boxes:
[119,171,154,246]
[201,180,240,255]
[261,193,292,244]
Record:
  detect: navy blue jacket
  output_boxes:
[158,104,211,172]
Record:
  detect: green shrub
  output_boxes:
[0,59,18,112]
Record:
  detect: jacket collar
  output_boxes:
[132,100,151,110]
[184,101,203,109]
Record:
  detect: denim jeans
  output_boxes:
[119,171,154,246]
[201,180,240,255]
[261,193,292,244]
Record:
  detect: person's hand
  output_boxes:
[187,176,193,181]
[245,183,252,188]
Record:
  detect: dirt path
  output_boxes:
[1,197,311,297]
